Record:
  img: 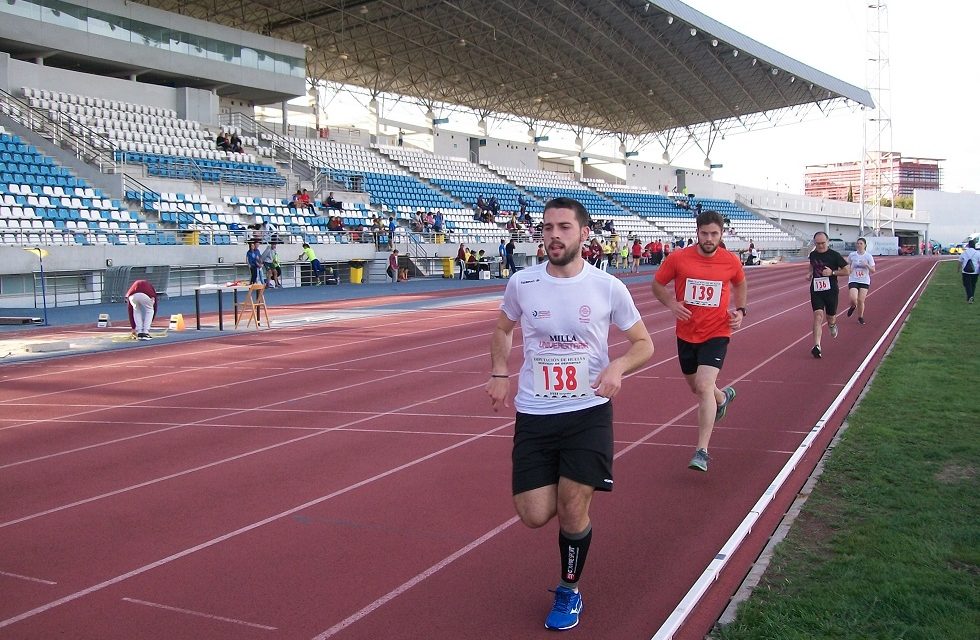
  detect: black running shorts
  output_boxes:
[810,289,840,315]
[512,402,614,495]
[676,336,730,376]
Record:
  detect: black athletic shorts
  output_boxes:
[847,282,869,290]
[810,289,840,315]
[676,336,730,376]
[512,401,614,495]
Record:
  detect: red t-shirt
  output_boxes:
[654,245,745,343]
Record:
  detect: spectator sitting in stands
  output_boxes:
[324,192,343,211]
[216,132,231,151]
[299,189,316,214]
[433,211,444,234]
[327,216,344,232]
[603,219,616,234]
[288,189,303,211]
[518,194,528,216]
[488,195,500,217]
[229,133,244,153]
[476,195,488,216]
[424,211,434,232]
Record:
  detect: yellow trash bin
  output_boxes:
[435,233,445,244]
[182,230,200,245]
[349,265,364,284]
[441,257,454,278]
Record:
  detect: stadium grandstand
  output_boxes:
[0,0,930,308]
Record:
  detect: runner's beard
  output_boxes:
[548,242,579,266]
[698,240,717,255]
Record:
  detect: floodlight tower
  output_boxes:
[860,2,896,236]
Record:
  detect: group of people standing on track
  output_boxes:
[484,198,894,632]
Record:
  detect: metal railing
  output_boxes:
[9,260,375,310]
[220,112,349,195]
[0,87,163,210]
[0,87,116,173]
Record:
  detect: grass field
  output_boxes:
[714,260,979,640]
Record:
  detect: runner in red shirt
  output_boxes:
[652,210,747,472]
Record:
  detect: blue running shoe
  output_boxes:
[688,448,710,472]
[715,386,736,422]
[545,586,583,630]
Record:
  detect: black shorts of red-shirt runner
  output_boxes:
[512,402,614,495]
[810,289,840,315]
[676,336,730,376]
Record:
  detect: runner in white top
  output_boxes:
[846,237,877,325]
[500,258,643,415]
[487,197,653,631]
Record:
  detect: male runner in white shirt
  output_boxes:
[487,197,653,631]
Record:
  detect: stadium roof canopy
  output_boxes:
[138,0,873,137]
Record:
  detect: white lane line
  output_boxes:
[0,315,502,469]
[0,570,57,585]
[0,345,505,529]
[649,259,939,640]
[0,417,514,631]
[0,306,495,409]
[120,598,276,631]
[0,425,189,470]
[310,517,522,640]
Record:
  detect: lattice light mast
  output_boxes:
[860,2,896,236]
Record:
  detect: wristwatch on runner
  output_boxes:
[736,307,747,317]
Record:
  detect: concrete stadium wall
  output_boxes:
[0,0,304,101]
[3,55,175,110]
[468,136,540,170]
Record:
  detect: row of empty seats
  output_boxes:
[378,145,545,214]
[116,151,285,186]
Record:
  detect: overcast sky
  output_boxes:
[676,0,979,194]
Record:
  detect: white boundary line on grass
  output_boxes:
[649,259,940,640]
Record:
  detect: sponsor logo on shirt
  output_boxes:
[538,334,588,349]
[579,305,592,324]
[532,309,551,319]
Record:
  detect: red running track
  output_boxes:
[0,257,939,640]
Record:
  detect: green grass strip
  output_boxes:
[714,261,979,640]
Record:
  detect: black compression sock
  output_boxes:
[558,524,593,589]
